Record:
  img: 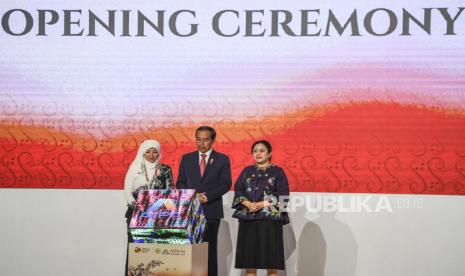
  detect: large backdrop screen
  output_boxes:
[1,0,465,195]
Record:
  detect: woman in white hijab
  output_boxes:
[124,139,174,206]
[124,139,173,274]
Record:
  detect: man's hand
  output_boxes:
[198,192,208,204]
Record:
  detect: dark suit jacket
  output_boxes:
[176,150,232,219]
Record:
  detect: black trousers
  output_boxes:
[204,219,220,276]
[125,206,133,276]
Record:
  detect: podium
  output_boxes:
[128,243,208,276]
[128,189,208,276]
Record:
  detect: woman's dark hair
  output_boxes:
[251,140,272,154]
[196,126,216,140]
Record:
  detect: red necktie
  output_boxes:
[200,154,206,177]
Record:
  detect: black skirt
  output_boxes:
[235,220,285,270]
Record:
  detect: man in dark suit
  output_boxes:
[176,126,232,276]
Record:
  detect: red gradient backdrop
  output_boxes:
[1,100,464,194]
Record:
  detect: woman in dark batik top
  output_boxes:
[232,140,290,276]
[123,139,173,275]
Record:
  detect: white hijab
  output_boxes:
[128,139,161,172]
[124,140,162,204]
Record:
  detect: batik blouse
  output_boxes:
[232,164,290,224]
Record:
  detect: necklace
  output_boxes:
[141,161,159,184]
[255,162,273,170]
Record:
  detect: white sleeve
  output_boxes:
[124,168,136,205]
